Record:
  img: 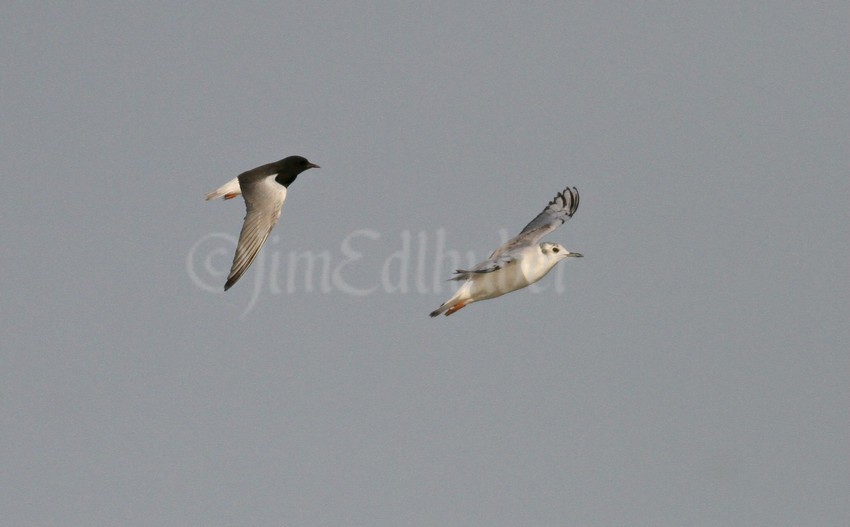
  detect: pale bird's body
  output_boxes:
[430,187,582,317]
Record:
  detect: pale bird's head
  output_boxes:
[540,242,583,261]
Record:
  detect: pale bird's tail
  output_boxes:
[429,304,449,317]
[429,300,469,317]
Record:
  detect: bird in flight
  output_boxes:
[206,155,319,291]
[430,187,582,317]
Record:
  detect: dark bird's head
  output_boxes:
[275,155,319,187]
[282,155,320,172]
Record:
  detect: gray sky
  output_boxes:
[2,2,848,526]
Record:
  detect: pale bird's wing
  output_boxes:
[450,254,516,281]
[224,175,287,290]
[489,186,579,260]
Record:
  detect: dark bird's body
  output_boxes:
[206,155,319,291]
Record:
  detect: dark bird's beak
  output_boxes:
[308,163,320,169]
[569,252,583,258]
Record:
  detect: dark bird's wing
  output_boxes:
[224,174,286,290]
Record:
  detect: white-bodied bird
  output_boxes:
[206,155,319,291]
[430,187,582,317]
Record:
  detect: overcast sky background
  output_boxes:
[2,2,848,526]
